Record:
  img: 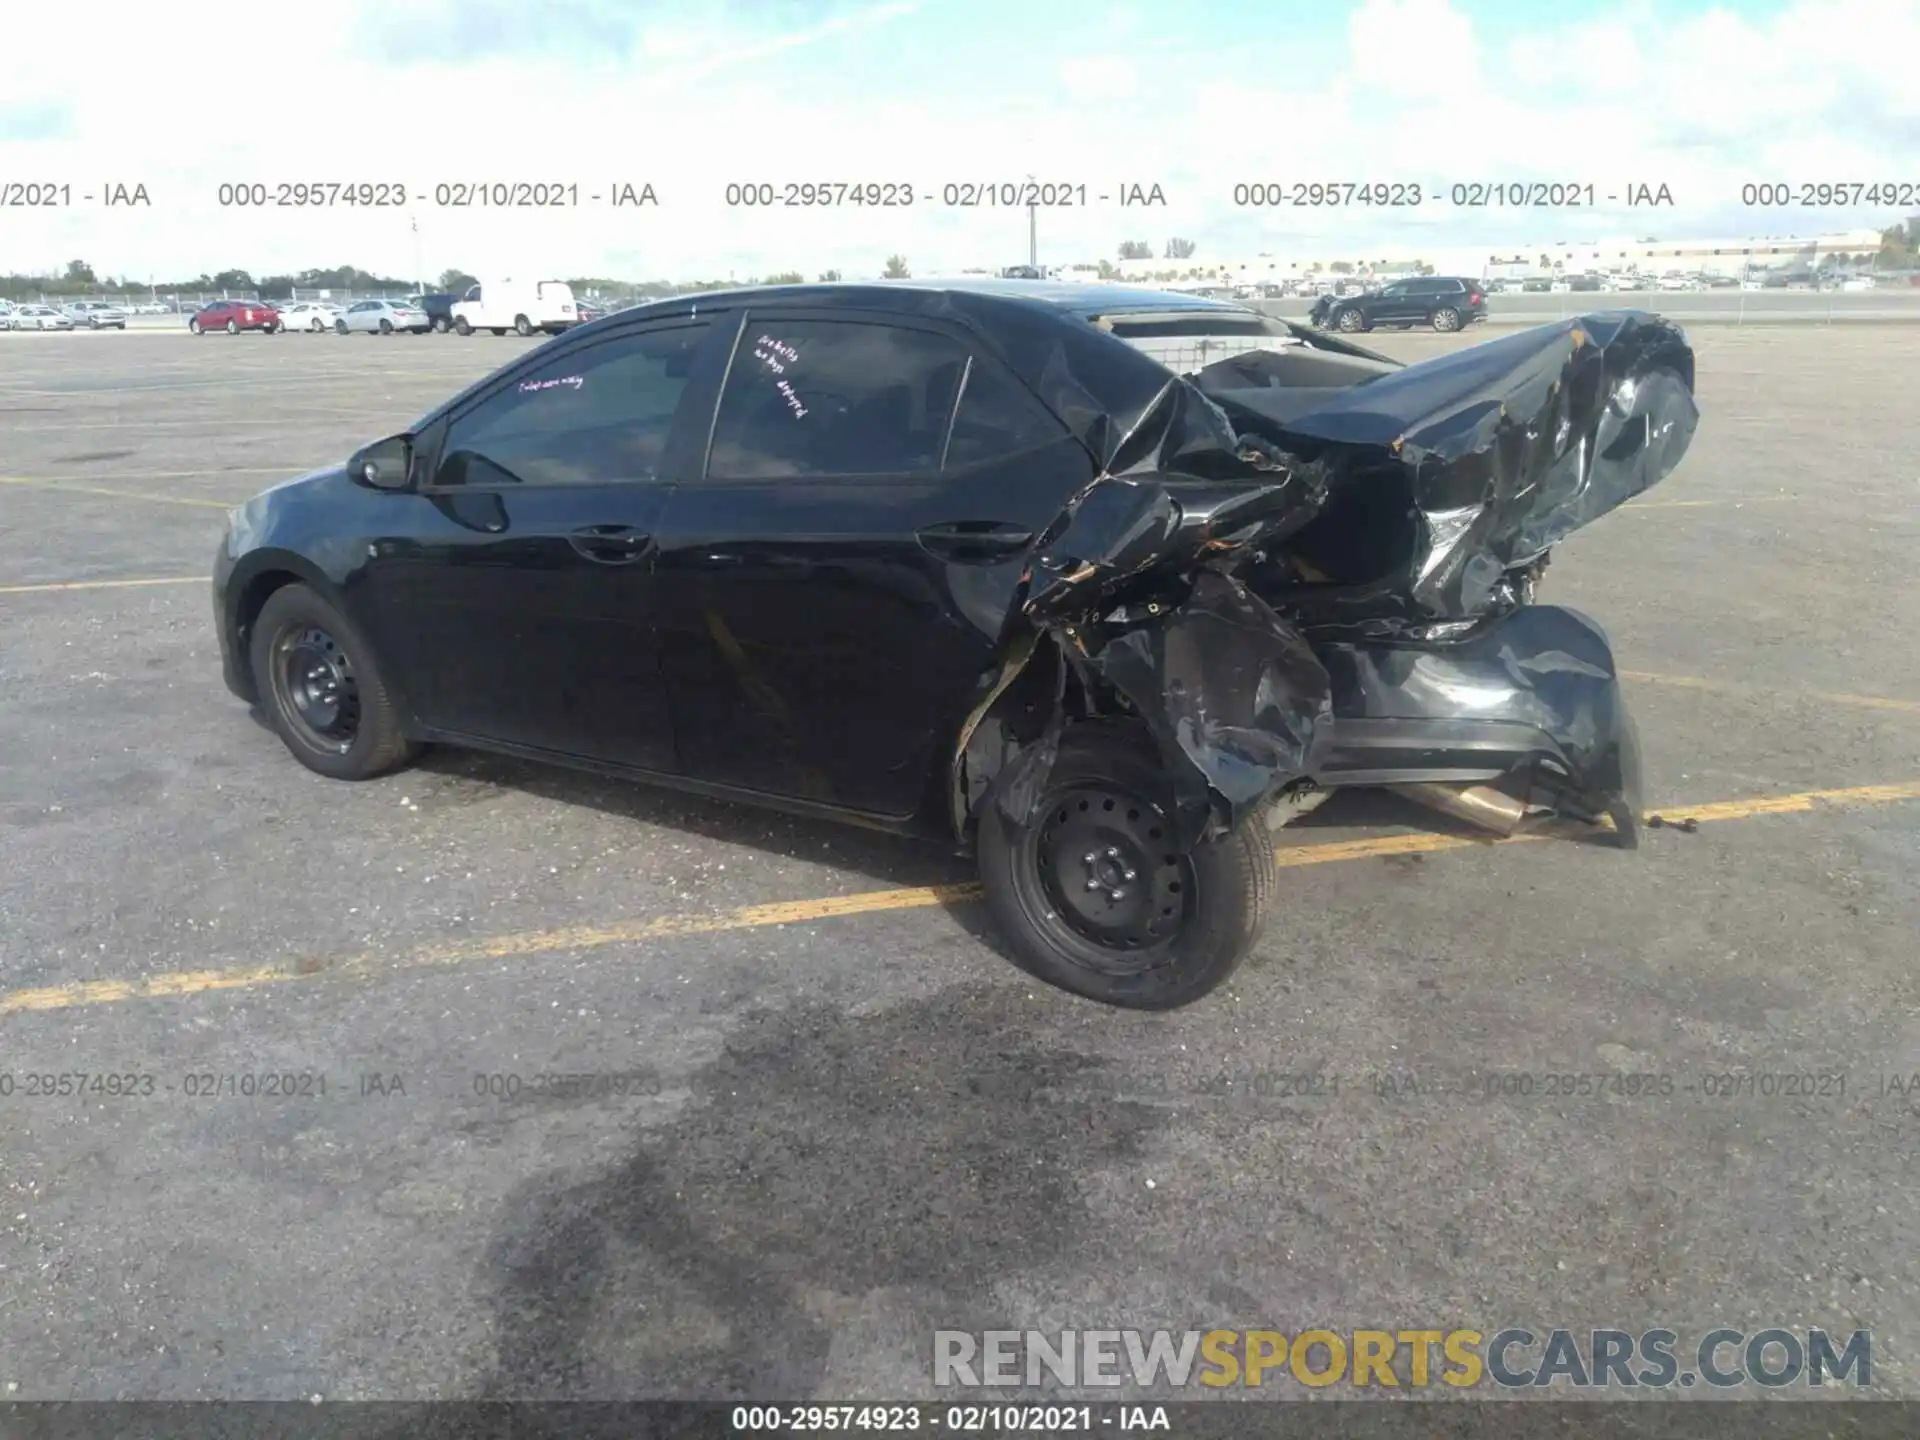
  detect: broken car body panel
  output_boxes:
[960,303,1694,848]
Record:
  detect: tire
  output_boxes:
[311,318,325,332]
[455,317,473,335]
[249,583,417,782]
[225,319,238,334]
[976,722,1276,1010]
[433,316,450,333]
[1336,307,1366,332]
[189,319,202,334]
[513,314,532,337]
[1431,306,1460,332]
[336,319,349,334]
[378,318,393,334]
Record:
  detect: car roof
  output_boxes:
[614,278,1262,324]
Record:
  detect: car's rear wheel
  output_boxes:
[1431,306,1461,332]
[976,723,1276,1010]
[433,316,450,333]
[310,318,325,332]
[1336,307,1366,332]
[188,319,202,334]
[225,319,238,334]
[250,584,417,782]
[513,314,533,337]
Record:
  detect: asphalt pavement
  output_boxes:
[1,325,1918,1404]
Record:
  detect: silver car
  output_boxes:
[63,301,129,329]
[335,299,430,335]
[9,304,74,331]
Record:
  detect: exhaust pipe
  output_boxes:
[1388,782,1528,837]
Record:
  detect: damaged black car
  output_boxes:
[212,280,1698,1010]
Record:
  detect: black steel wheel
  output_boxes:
[270,623,362,754]
[1026,780,1197,970]
[249,583,417,780]
[978,722,1276,1009]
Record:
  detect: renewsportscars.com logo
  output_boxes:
[933,1327,1872,1390]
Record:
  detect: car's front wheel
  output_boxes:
[249,583,418,782]
[378,318,393,334]
[1336,307,1367,332]
[188,319,202,334]
[976,723,1276,1009]
[311,318,325,332]
[455,317,473,335]
[335,319,349,334]
[1431,306,1461,332]
[513,314,533,337]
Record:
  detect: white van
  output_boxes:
[450,279,578,336]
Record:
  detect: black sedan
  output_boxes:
[213,281,1698,1008]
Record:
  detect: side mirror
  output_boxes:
[349,435,414,491]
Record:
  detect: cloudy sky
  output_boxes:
[1,0,1915,283]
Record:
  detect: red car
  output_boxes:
[189,300,281,335]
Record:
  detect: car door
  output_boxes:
[351,317,729,771]
[650,308,1097,817]
[1370,281,1418,323]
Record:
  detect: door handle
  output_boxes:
[569,524,653,564]
[915,520,1034,562]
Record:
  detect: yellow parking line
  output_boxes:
[1623,669,1920,716]
[0,576,203,595]
[0,476,231,509]
[6,777,1917,1018]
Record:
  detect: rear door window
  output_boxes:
[706,319,967,479]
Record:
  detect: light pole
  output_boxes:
[1027,171,1037,272]
[411,214,424,293]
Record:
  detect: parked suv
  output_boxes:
[1313,277,1487,333]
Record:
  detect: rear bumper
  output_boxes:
[1312,604,1643,824]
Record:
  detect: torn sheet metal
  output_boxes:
[1068,570,1334,849]
[968,308,1691,843]
[1200,311,1698,635]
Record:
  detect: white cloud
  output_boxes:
[1,0,1914,283]
[1058,58,1142,103]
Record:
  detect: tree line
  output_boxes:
[7,222,1914,302]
